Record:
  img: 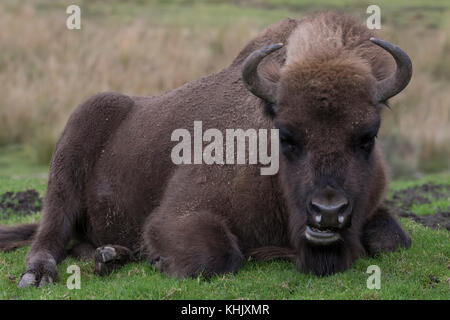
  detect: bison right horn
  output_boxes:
[241,43,283,104]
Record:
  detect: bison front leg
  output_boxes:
[144,210,243,278]
[18,172,83,288]
[362,205,411,256]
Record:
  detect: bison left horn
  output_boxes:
[241,43,283,104]
[370,37,413,102]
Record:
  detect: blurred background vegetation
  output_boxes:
[0,0,449,179]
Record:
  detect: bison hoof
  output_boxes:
[17,272,36,288]
[17,254,57,288]
[94,245,133,276]
[17,271,54,288]
[97,246,117,263]
[94,246,117,276]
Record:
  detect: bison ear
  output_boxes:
[260,60,282,84]
[260,60,282,117]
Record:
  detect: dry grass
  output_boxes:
[0,1,448,176]
[0,2,259,163]
[380,19,450,176]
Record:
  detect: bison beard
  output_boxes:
[0,12,412,287]
[296,234,365,276]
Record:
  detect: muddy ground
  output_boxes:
[0,184,449,230]
[385,183,450,231]
[0,190,42,218]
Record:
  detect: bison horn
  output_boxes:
[241,43,284,104]
[370,37,412,102]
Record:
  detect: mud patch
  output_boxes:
[390,183,449,207]
[395,210,450,231]
[0,190,42,218]
[385,183,450,231]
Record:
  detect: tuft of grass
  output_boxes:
[410,200,449,216]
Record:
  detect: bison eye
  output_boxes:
[280,136,296,152]
[275,125,302,159]
[360,135,376,153]
[279,133,301,158]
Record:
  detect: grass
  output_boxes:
[0,146,449,300]
[0,0,449,177]
[410,200,449,216]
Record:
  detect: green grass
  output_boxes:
[411,201,448,216]
[0,146,449,299]
[389,173,450,192]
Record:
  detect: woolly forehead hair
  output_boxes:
[276,12,377,106]
[284,12,372,66]
[277,50,376,121]
[280,55,373,97]
[274,23,376,117]
[277,59,376,122]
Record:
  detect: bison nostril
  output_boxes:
[340,202,349,211]
[311,203,321,214]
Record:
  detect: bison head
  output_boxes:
[242,39,412,248]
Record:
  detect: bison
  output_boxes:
[0,12,412,287]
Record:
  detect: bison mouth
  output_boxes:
[305,226,340,245]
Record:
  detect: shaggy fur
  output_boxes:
[0,12,411,287]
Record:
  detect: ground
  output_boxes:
[0,145,448,300]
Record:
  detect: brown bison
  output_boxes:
[0,12,412,287]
